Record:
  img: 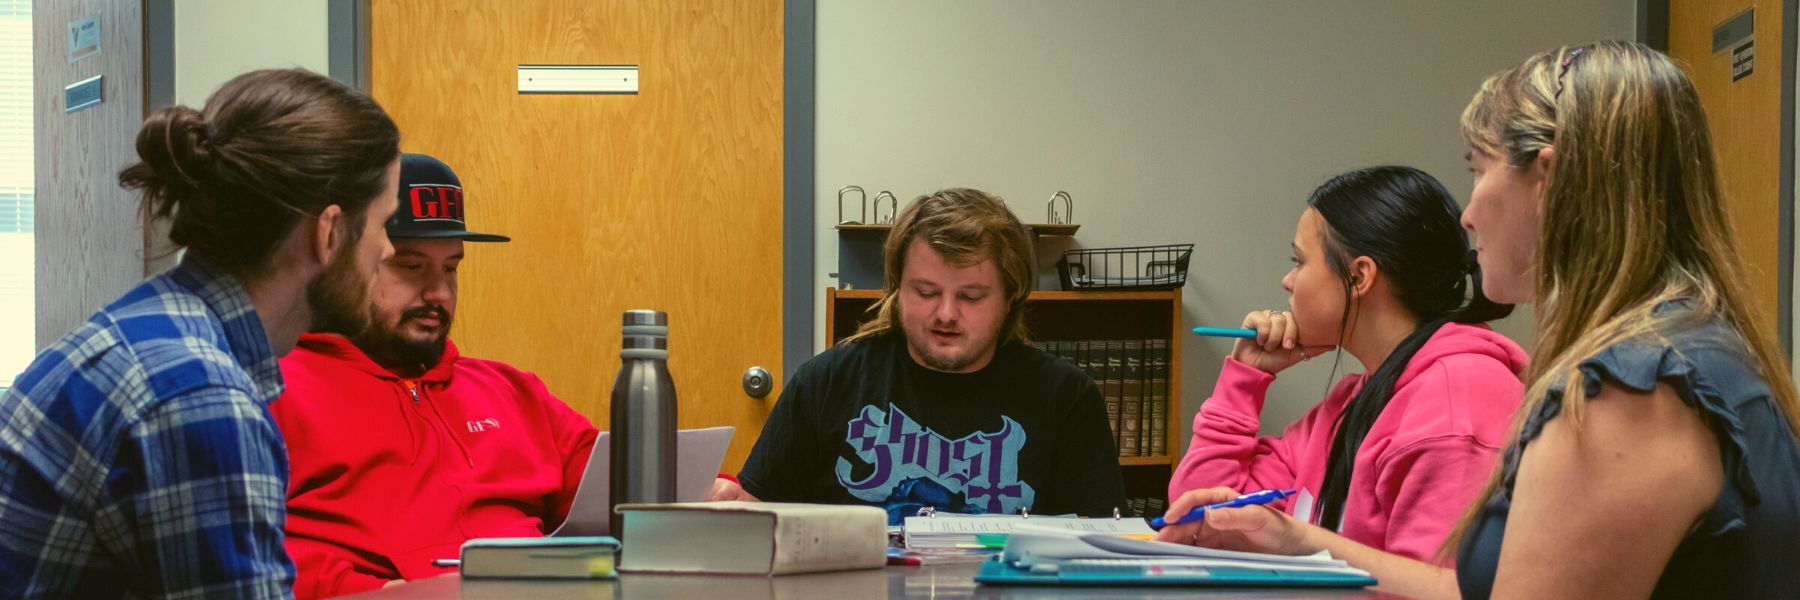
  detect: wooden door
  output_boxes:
[370,0,784,471]
[1670,0,1786,330]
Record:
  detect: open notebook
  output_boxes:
[901,513,1155,549]
[976,524,1376,588]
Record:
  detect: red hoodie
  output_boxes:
[273,334,598,599]
[1170,323,1527,562]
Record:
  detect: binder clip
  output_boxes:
[1019,506,1030,519]
[916,506,937,518]
[871,190,899,224]
[1046,190,1074,224]
[837,185,867,225]
[1113,507,1123,521]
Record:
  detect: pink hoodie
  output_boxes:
[1169,322,1527,562]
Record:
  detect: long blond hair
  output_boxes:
[1446,40,1800,547]
[845,188,1035,345]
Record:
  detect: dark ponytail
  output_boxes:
[1307,166,1512,532]
[120,68,400,279]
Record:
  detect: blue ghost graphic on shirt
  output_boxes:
[834,405,1034,521]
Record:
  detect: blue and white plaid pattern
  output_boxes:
[0,258,294,598]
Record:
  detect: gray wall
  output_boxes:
[145,0,330,274]
[173,0,328,106]
[813,1,1635,440]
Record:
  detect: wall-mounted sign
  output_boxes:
[68,14,100,63]
[65,75,102,114]
[1712,8,1754,83]
[1732,41,1755,82]
[1712,8,1753,52]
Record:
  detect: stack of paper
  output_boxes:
[1001,524,1371,577]
[901,514,1156,549]
[885,546,998,566]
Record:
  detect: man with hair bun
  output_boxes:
[0,68,401,598]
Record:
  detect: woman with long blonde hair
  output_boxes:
[1157,40,1800,599]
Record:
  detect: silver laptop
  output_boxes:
[551,426,734,537]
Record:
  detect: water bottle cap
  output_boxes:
[622,336,669,351]
[622,310,668,327]
[622,310,668,354]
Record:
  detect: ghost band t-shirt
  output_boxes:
[739,332,1126,524]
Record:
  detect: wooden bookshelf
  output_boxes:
[825,287,1184,471]
[835,223,1081,237]
[1118,455,1178,467]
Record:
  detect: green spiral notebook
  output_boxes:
[977,527,1377,588]
[976,558,1377,588]
[459,536,620,579]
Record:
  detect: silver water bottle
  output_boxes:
[609,309,678,536]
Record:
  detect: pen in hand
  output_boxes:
[1150,489,1297,529]
[1191,326,1258,339]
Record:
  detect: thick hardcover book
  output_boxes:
[1110,340,1137,457]
[616,502,887,575]
[1080,340,1120,445]
[1123,340,1147,457]
[1150,338,1170,456]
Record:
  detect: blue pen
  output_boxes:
[1190,326,1258,339]
[1149,489,1297,529]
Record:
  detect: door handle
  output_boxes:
[742,366,773,399]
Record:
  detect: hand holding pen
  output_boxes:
[1153,487,1318,556]
[1196,310,1334,375]
[1150,489,1296,528]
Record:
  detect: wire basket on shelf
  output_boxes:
[1057,244,1193,291]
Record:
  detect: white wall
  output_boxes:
[814,1,1636,439]
[174,0,328,106]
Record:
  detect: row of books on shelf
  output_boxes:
[1125,496,1169,519]
[1039,339,1169,458]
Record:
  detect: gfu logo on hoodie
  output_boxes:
[466,418,501,432]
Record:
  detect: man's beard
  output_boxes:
[307,243,374,337]
[352,305,452,375]
[901,315,1002,373]
[905,335,990,371]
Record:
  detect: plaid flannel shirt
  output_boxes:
[0,258,294,598]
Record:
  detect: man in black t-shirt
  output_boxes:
[710,188,1125,524]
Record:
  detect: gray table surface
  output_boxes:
[342,562,1401,599]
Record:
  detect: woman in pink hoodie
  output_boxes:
[1168,165,1527,562]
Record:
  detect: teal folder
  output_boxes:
[975,558,1377,588]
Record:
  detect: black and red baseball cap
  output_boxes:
[387,153,510,242]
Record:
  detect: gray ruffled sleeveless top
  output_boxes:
[1457,306,1800,599]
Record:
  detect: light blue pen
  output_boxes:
[1191,326,1258,339]
[1149,489,1297,529]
